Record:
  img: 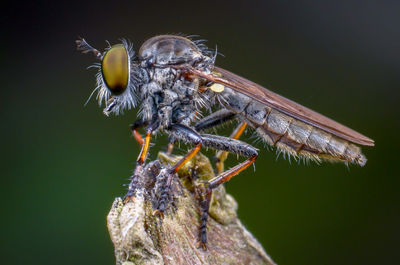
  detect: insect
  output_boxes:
[76,34,374,249]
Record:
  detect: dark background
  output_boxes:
[1,1,399,264]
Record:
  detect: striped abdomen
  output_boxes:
[219,87,367,166]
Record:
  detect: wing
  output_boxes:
[182,65,374,146]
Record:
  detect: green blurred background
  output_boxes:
[1,1,399,264]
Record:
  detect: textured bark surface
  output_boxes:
[107,152,276,265]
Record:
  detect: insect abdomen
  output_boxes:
[220,89,366,166]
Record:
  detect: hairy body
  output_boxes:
[77,34,373,248]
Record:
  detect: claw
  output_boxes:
[201,243,207,250]
[196,241,207,250]
[152,209,164,218]
[123,195,135,204]
[195,181,209,199]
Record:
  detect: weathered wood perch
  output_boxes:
[107,152,276,265]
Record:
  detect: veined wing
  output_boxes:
[183,65,374,146]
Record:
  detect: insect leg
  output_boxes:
[198,186,212,250]
[159,109,222,161]
[193,110,246,174]
[194,109,236,132]
[166,110,227,155]
[166,108,203,154]
[215,121,248,174]
[124,120,159,202]
[154,124,203,216]
[197,134,258,249]
[129,119,148,146]
[155,127,258,248]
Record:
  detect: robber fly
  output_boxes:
[76,35,374,249]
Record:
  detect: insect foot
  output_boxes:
[123,163,145,203]
[152,168,176,218]
[194,181,212,250]
[106,152,275,264]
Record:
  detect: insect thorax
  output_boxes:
[139,35,203,65]
[137,66,210,130]
[137,35,215,130]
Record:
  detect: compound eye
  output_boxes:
[101,44,129,95]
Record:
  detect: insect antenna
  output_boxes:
[76,38,102,59]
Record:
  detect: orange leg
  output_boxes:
[137,132,151,164]
[130,120,148,146]
[210,153,257,189]
[172,143,202,172]
[130,120,147,146]
[215,122,247,174]
[148,123,258,248]
[153,124,203,216]
[199,153,257,249]
[153,142,202,217]
[124,130,152,203]
[132,129,144,146]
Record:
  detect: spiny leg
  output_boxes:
[197,134,258,249]
[193,109,246,174]
[194,109,236,132]
[166,111,202,155]
[157,128,258,248]
[124,120,158,202]
[198,187,212,249]
[153,124,203,216]
[148,122,258,248]
[215,121,247,174]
